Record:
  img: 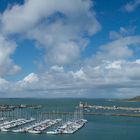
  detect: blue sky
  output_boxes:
[0,0,140,98]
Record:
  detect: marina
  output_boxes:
[47,119,87,134]
[0,104,87,135]
[0,101,140,135]
[0,118,35,132]
[27,119,62,134]
[0,117,6,121]
[0,98,140,140]
[1,0,140,139]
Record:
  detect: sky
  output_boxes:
[0,0,140,98]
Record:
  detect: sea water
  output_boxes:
[0,98,140,140]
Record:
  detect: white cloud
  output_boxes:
[0,35,21,77]
[23,73,39,83]
[71,68,87,80]
[11,58,140,98]
[135,59,140,64]
[1,58,140,98]
[51,65,64,72]
[0,77,9,92]
[105,61,122,70]
[17,73,39,87]
[45,42,80,65]
[13,73,39,94]
[1,0,55,34]
[1,1,140,98]
[8,35,139,98]
[123,0,140,12]
[109,27,136,40]
[0,0,101,65]
[1,0,100,35]
[98,36,140,60]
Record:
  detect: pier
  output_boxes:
[43,112,140,118]
[78,102,140,112]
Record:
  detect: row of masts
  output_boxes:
[0,107,87,134]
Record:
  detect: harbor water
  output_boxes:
[0,98,140,140]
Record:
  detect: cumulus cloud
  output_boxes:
[123,0,140,12]
[22,73,39,83]
[0,77,9,92]
[0,0,102,97]
[0,35,21,77]
[45,42,80,65]
[1,59,140,98]
[0,34,140,98]
[0,0,101,65]
[11,57,140,98]
[1,1,140,98]
[15,73,39,92]
[96,36,140,60]
[51,65,64,72]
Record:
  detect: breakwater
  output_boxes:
[43,112,140,118]
[0,104,42,111]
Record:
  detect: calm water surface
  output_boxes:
[0,98,140,140]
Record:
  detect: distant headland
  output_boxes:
[128,96,140,102]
